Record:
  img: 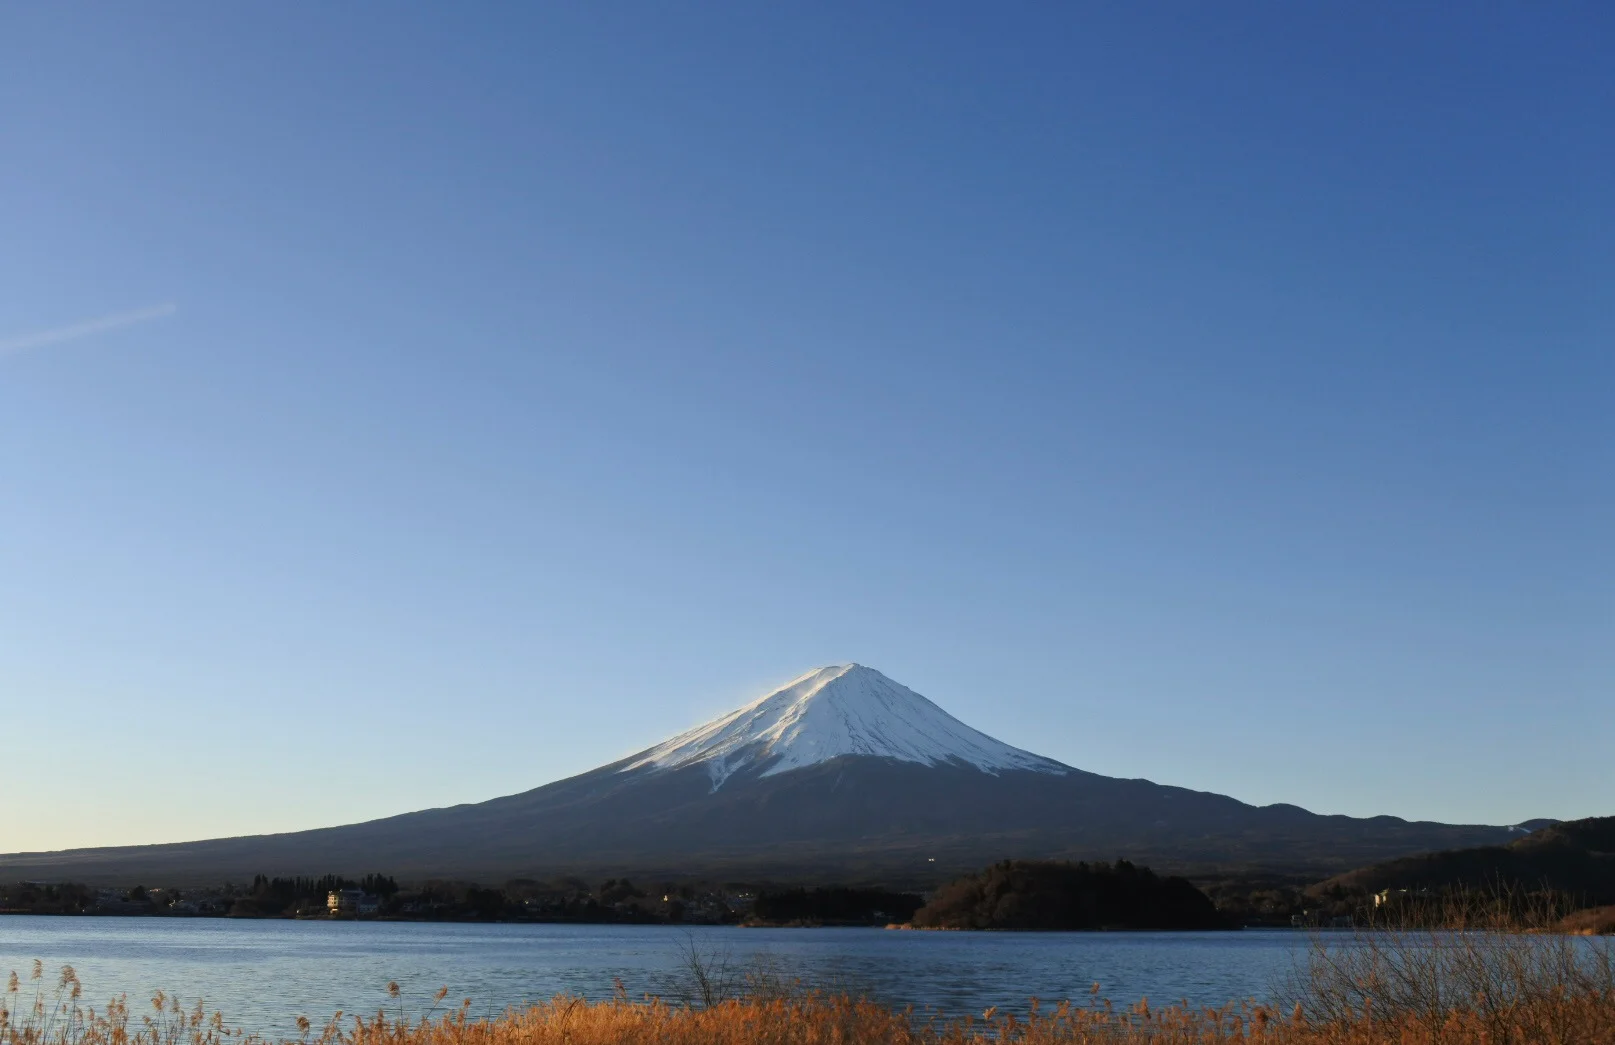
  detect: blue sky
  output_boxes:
[2,5,1610,853]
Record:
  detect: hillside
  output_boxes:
[910,859,1227,930]
[1316,815,1615,904]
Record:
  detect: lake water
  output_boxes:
[0,917,1313,1035]
[12,915,1612,1041]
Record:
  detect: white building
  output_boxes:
[328,889,381,916]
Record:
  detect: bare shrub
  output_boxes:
[668,934,804,1008]
[1286,890,1615,1045]
[669,932,739,1008]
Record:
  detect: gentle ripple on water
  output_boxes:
[0,917,1315,1037]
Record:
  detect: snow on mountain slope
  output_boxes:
[623,664,1069,789]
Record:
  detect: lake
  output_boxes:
[0,918,1315,1036]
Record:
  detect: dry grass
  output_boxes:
[1557,906,1615,936]
[5,930,1615,1045]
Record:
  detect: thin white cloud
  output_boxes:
[0,302,178,357]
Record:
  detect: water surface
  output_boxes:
[0,917,1310,1036]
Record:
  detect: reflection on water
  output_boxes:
[0,917,1311,1036]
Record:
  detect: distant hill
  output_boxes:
[1316,816,1615,905]
[0,665,1541,886]
[910,859,1227,930]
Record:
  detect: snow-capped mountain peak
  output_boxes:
[623,663,1069,789]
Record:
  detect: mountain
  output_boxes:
[623,663,1069,786]
[1315,816,1615,904]
[0,664,1535,886]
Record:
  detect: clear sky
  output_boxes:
[2,5,1610,854]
